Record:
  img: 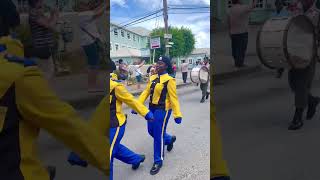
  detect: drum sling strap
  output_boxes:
[110,88,119,128]
[149,77,169,109]
[0,84,24,180]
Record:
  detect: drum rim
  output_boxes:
[257,23,277,69]
[257,15,317,69]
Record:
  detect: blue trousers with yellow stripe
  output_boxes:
[147,108,173,165]
[110,123,143,180]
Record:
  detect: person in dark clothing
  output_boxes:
[286,2,320,130]
[0,0,21,37]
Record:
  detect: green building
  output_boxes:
[110,23,151,64]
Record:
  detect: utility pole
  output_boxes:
[163,0,169,57]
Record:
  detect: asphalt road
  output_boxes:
[215,67,320,180]
[113,85,210,180]
[35,84,209,180]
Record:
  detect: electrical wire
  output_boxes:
[168,12,210,14]
[112,8,163,26]
[110,9,162,32]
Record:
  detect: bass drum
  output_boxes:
[190,66,209,84]
[257,15,316,69]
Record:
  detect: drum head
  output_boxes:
[190,67,201,83]
[199,66,209,83]
[286,15,316,69]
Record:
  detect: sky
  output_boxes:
[110,0,210,48]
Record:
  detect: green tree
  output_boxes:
[149,26,195,60]
[180,27,195,57]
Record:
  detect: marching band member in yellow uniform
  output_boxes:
[69,74,155,180]
[0,1,108,179]
[133,56,182,175]
[211,66,231,180]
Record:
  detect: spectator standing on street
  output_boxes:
[131,59,145,90]
[118,59,128,81]
[77,1,104,93]
[171,62,177,78]
[181,60,189,83]
[227,0,256,68]
[28,0,59,81]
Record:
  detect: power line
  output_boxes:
[110,10,162,32]
[168,12,210,14]
[168,4,209,7]
[127,14,163,28]
[168,7,210,9]
[112,8,163,26]
[110,14,163,32]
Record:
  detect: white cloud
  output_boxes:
[111,0,126,7]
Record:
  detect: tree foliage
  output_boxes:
[149,26,195,60]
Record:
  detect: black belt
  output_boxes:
[149,103,165,110]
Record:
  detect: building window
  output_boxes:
[255,0,265,9]
[127,33,131,40]
[189,59,193,64]
[114,29,118,36]
[133,34,136,41]
[115,44,119,51]
[121,30,124,37]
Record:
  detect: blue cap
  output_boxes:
[0,44,6,53]
[157,56,174,74]
[158,56,171,67]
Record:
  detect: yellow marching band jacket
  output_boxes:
[138,73,182,119]
[0,36,108,180]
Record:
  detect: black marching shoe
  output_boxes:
[307,97,320,120]
[150,163,162,175]
[200,96,205,103]
[132,155,145,170]
[206,92,210,99]
[288,108,304,130]
[167,136,176,152]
